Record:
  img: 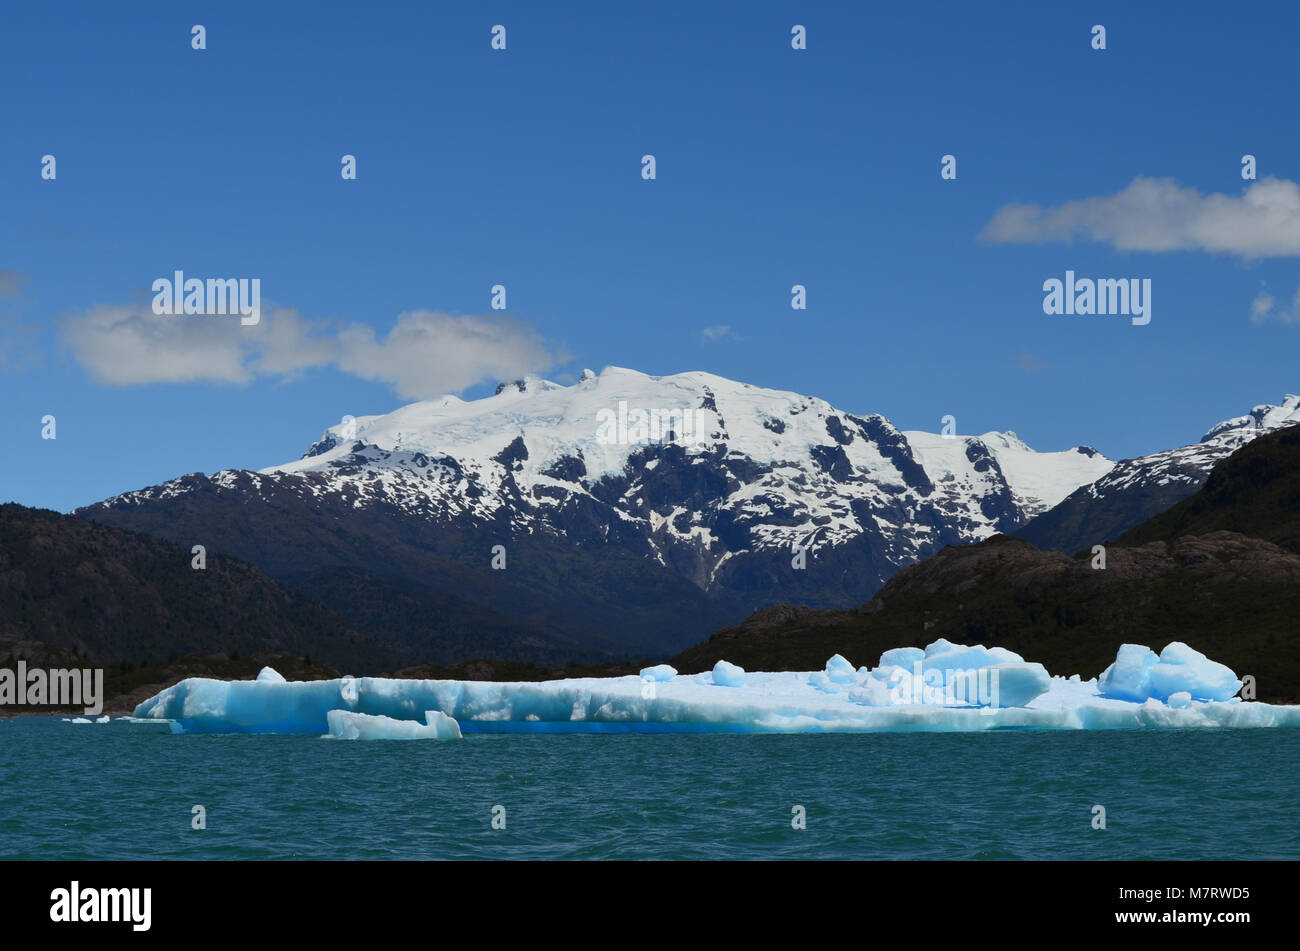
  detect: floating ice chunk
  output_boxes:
[985,663,1051,708]
[924,638,957,656]
[825,654,857,684]
[858,641,1042,711]
[1167,691,1192,709]
[884,660,1050,709]
[1098,642,1242,703]
[256,667,287,684]
[69,717,91,724]
[1068,674,1081,683]
[1098,644,1159,702]
[326,709,461,740]
[132,644,1300,735]
[95,715,110,723]
[135,677,362,734]
[924,642,1025,672]
[879,647,924,669]
[639,664,677,682]
[712,660,745,687]
[1148,642,1242,702]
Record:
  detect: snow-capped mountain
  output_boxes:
[262,366,1110,578]
[1016,395,1300,554]
[76,367,1113,658]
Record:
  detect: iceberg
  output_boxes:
[326,709,462,740]
[825,654,857,684]
[130,639,1300,735]
[1147,642,1242,702]
[921,638,1025,671]
[711,660,745,687]
[639,664,677,682]
[879,647,925,669]
[1098,644,1160,701]
[1099,642,1242,703]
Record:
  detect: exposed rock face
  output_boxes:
[76,367,1111,656]
[1016,395,1300,553]
[668,426,1300,703]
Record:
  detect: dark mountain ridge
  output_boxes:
[670,425,1300,702]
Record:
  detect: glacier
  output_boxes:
[129,639,1300,736]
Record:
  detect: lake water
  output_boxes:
[2,717,1297,860]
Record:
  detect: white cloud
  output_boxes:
[701,325,731,342]
[332,310,561,399]
[1251,288,1276,321]
[1250,283,1300,325]
[60,303,256,384]
[58,304,561,397]
[980,176,1300,258]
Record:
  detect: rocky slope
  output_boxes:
[1015,395,1300,553]
[671,425,1300,702]
[76,367,1111,656]
[0,503,595,673]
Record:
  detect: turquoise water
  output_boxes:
[2,717,1297,860]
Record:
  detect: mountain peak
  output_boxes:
[1200,394,1300,443]
[492,374,560,397]
[166,364,1104,607]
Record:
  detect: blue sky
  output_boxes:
[2,1,1298,512]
